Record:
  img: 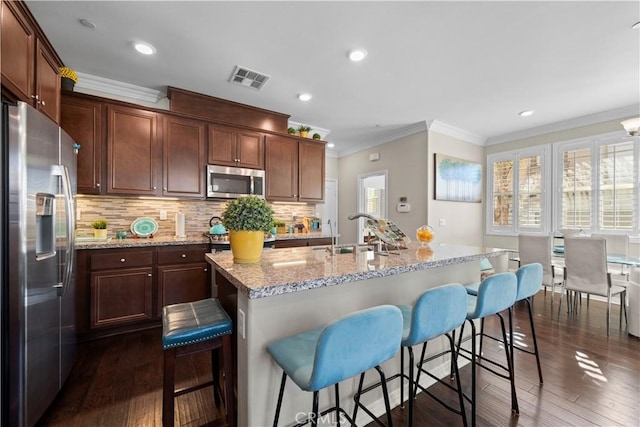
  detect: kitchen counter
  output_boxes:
[206,243,509,426]
[207,242,508,299]
[74,235,210,249]
[75,231,333,250]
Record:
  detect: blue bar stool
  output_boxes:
[267,305,403,427]
[353,284,469,427]
[465,263,544,384]
[162,298,235,427]
[457,272,518,427]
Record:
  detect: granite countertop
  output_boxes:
[206,243,509,299]
[74,231,334,250]
[74,235,210,250]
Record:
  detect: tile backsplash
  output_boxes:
[76,196,317,238]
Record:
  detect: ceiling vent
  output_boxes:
[229,66,270,90]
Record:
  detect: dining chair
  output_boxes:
[591,234,630,281]
[518,234,564,311]
[559,237,627,336]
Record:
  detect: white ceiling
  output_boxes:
[26,1,640,157]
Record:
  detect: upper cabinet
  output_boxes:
[1,0,62,123]
[265,136,325,202]
[208,124,264,169]
[163,115,206,197]
[60,94,103,194]
[107,105,161,196]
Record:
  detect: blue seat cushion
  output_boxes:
[162,298,232,349]
[267,305,403,392]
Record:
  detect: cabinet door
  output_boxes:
[1,0,34,101]
[237,129,264,169]
[107,105,160,195]
[34,39,61,123]
[208,124,237,166]
[163,115,205,197]
[61,95,103,194]
[298,140,325,202]
[90,267,153,328]
[157,262,209,313]
[265,136,298,201]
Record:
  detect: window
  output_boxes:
[487,146,550,235]
[555,136,638,234]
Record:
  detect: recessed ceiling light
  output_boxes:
[348,48,368,62]
[327,143,335,148]
[133,41,156,55]
[632,21,640,30]
[298,93,312,102]
[519,110,535,117]
[79,18,96,29]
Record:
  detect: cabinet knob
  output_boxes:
[204,268,208,272]
[153,186,157,190]
[96,183,101,187]
[120,258,126,262]
[163,187,167,191]
[147,273,152,277]
[40,100,46,106]
[181,254,186,258]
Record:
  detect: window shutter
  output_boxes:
[518,154,543,228]
[599,142,635,230]
[492,159,513,227]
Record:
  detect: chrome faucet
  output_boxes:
[347,213,377,221]
[327,219,335,255]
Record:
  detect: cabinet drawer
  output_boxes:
[91,250,153,270]
[157,246,209,265]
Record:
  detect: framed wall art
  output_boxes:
[434,153,482,203]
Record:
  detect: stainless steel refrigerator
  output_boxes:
[1,101,77,426]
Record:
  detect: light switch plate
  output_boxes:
[159,210,167,220]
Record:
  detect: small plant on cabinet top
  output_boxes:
[59,66,78,83]
[91,219,108,229]
[221,196,274,232]
[312,133,321,140]
[297,125,311,133]
[287,127,296,135]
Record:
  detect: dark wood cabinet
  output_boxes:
[208,124,264,169]
[107,105,161,195]
[163,115,206,197]
[1,0,61,122]
[274,237,333,248]
[298,139,325,202]
[60,94,103,194]
[88,249,154,329]
[77,245,210,339]
[157,244,210,312]
[265,136,325,202]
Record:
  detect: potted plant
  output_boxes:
[59,66,78,91]
[221,196,274,263]
[91,219,108,239]
[287,127,296,135]
[312,133,321,140]
[273,220,286,234]
[297,125,311,138]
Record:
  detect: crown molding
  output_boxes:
[426,120,487,146]
[75,72,165,104]
[336,121,428,158]
[485,104,640,146]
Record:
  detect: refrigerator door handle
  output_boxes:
[54,164,75,296]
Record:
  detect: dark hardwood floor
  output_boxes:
[38,291,639,426]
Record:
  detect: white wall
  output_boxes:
[338,131,429,244]
[428,132,485,246]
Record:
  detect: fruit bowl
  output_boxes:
[416,225,435,245]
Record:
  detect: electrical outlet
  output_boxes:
[160,210,167,220]
[238,309,246,339]
[439,218,446,226]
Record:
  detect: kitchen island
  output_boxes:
[206,242,509,426]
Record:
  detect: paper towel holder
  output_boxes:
[175,211,186,239]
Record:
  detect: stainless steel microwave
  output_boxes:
[206,165,265,199]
